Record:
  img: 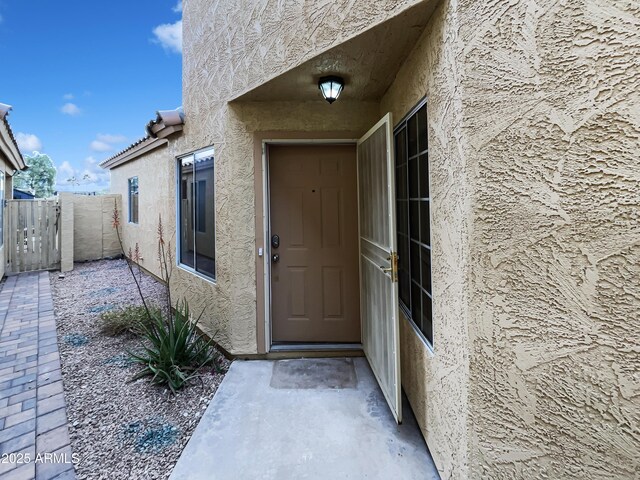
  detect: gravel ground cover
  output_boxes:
[51,259,229,479]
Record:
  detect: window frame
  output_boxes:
[176,146,216,283]
[127,176,139,224]
[394,97,434,348]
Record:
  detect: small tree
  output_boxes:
[14,152,56,198]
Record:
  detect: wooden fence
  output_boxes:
[7,199,61,273]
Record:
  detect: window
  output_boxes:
[128,177,139,224]
[395,100,433,345]
[178,147,215,280]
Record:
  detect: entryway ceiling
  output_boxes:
[232,1,437,102]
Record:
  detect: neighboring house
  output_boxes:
[100,1,639,478]
[13,188,35,199]
[0,103,28,279]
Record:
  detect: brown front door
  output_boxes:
[269,144,360,343]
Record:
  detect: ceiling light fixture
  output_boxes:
[318,76,345,104]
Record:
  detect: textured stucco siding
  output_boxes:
[56,193,121,270]
[168,0,640,478]
[183,0,423,122]
[72,195,120,262]
[460,0,640,478]
[179,0,427,353]
[182,0,426,156]
[380,2,471,478]
[168,100,380,353]
[110,146,176,282]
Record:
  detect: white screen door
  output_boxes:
[357,113,402,423]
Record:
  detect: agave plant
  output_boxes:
[111,204,220,392]
[129,299,214,393]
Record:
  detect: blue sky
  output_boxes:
[0,0,183,192]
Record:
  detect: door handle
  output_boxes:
[380,255,392,272]
[378,252,398,282]
[272,253,280,263]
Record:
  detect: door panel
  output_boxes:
[358,113,402,423]
[270,144,360,343]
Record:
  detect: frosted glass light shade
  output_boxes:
[318,76,344,104]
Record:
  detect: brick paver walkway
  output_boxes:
[0,272,75,480]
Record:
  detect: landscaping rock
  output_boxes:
[88,287,120,298]
[88,304,114,314]
[63,333,89,347]
[51,259,228,480]
[102,352,135,369]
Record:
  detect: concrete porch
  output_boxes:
[170,357,439,480]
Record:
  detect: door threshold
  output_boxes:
[270,343,362,353]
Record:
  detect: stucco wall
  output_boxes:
[376,0,639,478]
[168,99,380,352]
[179,0,428,353]
[59,194,121,263]
[183,0,424,142]
[109,146,176,282]
[380,1,471,478]
[171,0,640,478]
[459,0,640,478]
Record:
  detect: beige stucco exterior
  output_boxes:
[104,0,639,478]
[459,1,640,477]
[56,193,122,272]
[109,146,176,281]
[381,3,472,476]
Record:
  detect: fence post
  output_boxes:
[59,193,74,272]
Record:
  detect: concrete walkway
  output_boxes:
[170,357,440,480]
[0,272,75,480]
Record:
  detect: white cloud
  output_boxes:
[61,102,81,116]
[63,93,74,100]
[56,156,110,192]
[173,0,182,12]
[57,161,74,179]
[153,20,182,54]
[90,140,112,152]
[15,132,42,152]
[90,133,126,152]
[96,133,126,143]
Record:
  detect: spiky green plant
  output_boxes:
[128,299,214,393]
[111,204,221,392]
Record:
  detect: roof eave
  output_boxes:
[0,103,26,171]
[99,136,168,170]
[0,122,26,171]
[100,106,184,170]
[152,123,184,139]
